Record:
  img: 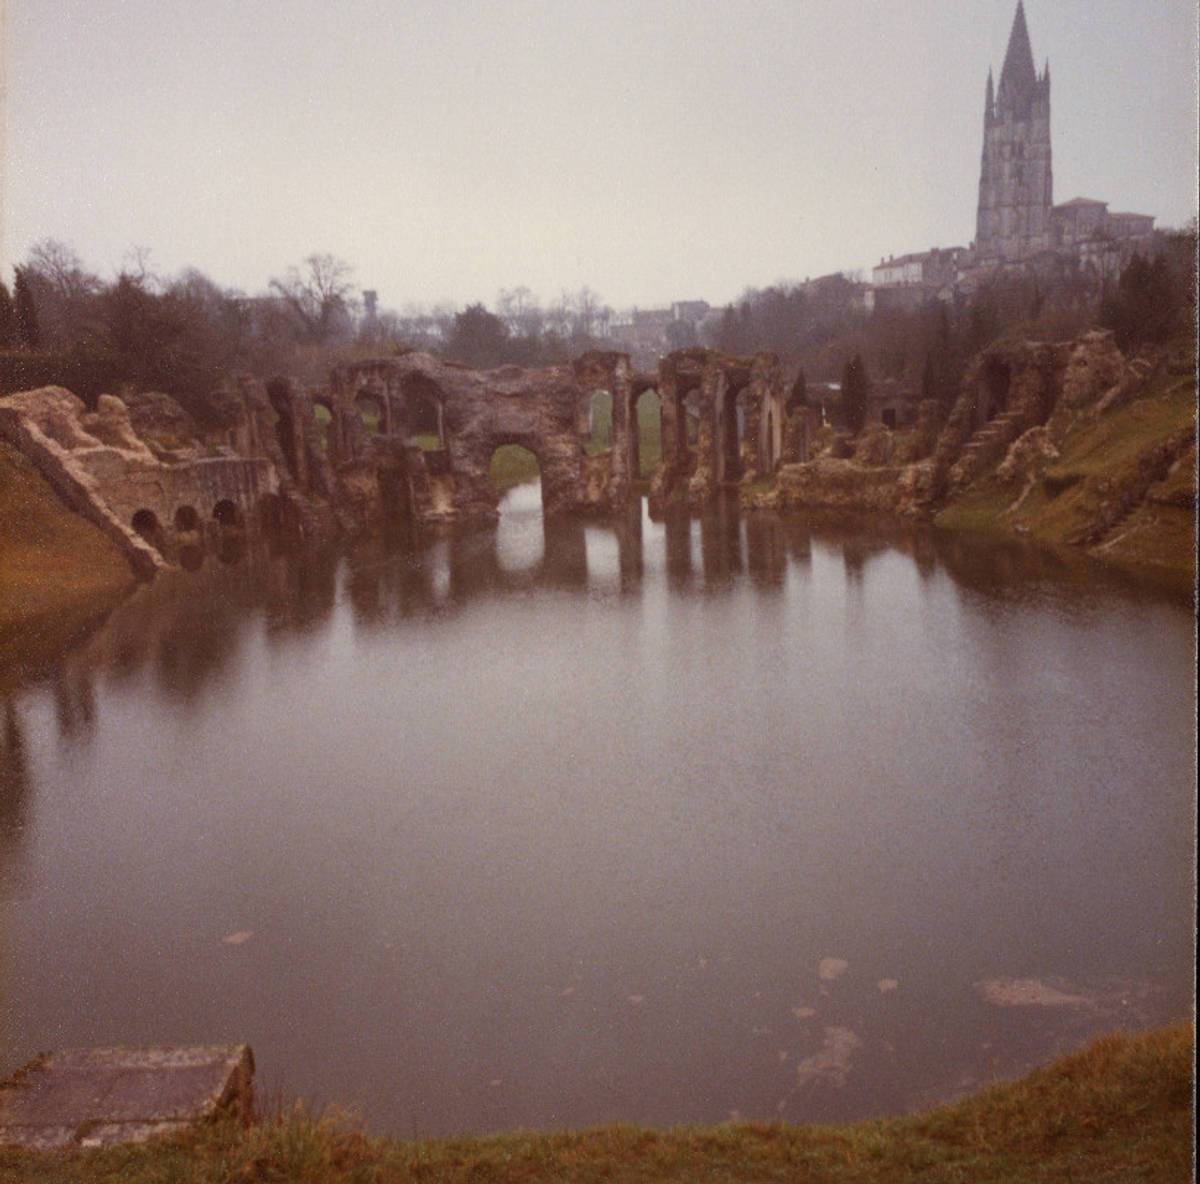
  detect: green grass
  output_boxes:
[490,444,542,490]
[490,392,664,490]
[0,441,136,684]
[584,391,663,478]
[1,1024,1191,1183]
[937,338,1197,580]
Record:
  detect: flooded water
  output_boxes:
[1,484,1194,1136]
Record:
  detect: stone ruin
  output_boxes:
[0,347,791,576]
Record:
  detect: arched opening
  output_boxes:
[983,359,1011,422]
[586,390,612,453]
[881,408,897,430]
[404,377,447,451]
[213,499,241,529]
[489,444,543,572]
[267,378,299,478]
[633,388,661,479]
[313,399,335,455]
[131,509,162,544]
[173,505,200,532]
[356,390,388,438]
[489,444,541,494]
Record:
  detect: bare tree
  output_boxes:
[269,253,358,344]
[21,239,103,348]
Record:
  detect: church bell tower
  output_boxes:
[976,2,1053,262]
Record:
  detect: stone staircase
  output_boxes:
[948,409,1029,490]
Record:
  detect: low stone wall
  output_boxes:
[0,387,280,577]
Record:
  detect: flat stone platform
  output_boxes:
[0,1044,254,1150]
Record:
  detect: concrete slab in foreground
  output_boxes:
[0,1044,254,1151]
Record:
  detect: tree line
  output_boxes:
[2,225,1192,431]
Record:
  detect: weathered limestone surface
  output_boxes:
[770,458,911,514]
[0,344,780,574]
[0,1045,253,1151]
[0,387,279,578]
[754,330,1161,523]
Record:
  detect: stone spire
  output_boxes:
[985,68,995,119]
[998,1,1038,100]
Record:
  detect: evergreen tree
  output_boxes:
[788,368,808,414]
[13,268,42,350]
[841,353,869,435]
[0,281,15,350]
[1100,253,1181,349]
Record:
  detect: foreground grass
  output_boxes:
[0,441,135,682]
[2,1024,1191,1183]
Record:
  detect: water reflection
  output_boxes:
[0,493,1192,1138]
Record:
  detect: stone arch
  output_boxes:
[401,373,447,450]
[355,388,390,438]
[586,389,613,451]
[631,386,661,479]
[131,508,162,544]
[173,505,200,532]
[213,499,241,528]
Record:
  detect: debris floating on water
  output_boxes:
[818,957,849,982]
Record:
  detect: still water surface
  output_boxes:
[1,485,1194,1135]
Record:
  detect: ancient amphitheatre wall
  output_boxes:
[0,347,788,578]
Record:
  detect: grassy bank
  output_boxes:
[0,441,136,681]
[936,341,1196,583]
[2,1024,1191,1183]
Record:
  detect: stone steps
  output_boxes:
[0,1045,254,1151]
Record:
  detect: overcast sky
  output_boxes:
[5,0,1197,310]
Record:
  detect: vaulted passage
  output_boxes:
[173,505,199,532]
[131,509,161,543]
[356,391,387,438]
[213,500,241,528]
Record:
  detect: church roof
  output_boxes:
[1055,197,1108,209]
[998,1,1038,96]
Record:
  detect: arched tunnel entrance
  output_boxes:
[489,444,543,572]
